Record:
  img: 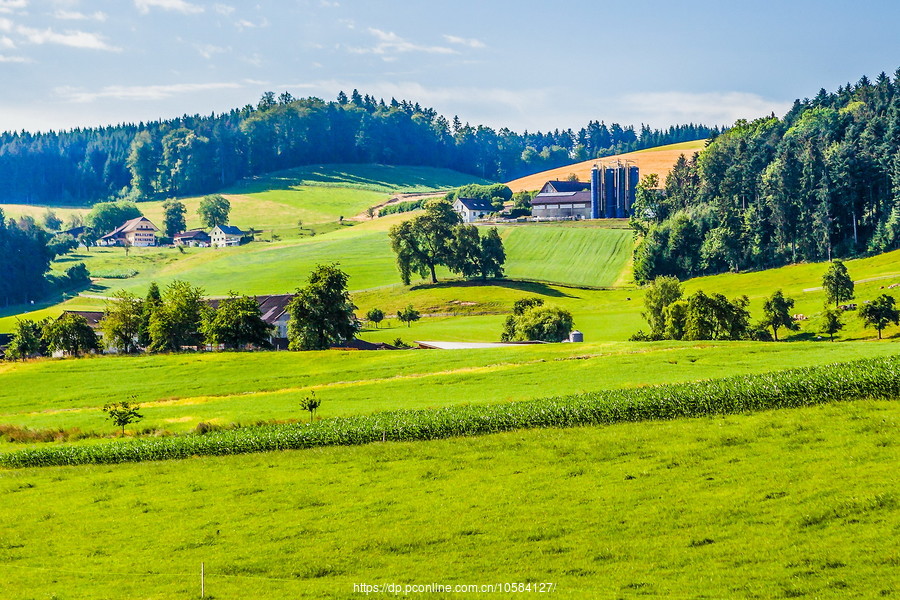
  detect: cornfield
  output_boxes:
[4,354,899,468]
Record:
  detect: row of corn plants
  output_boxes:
[4,354,900,468]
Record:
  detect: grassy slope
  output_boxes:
[1,399,897,599]
[1,340,898,441]
[506,139,707,192]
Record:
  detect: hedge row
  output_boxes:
[4,355,900,468]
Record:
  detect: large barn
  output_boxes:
[531,163,639,220]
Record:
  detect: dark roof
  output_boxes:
[0,333,12,347]
[214,225,245,236]
[58,226,86,237]
[455,197,495,212]
[543,181,591,193]
[62,310,104,327]
[332,338,398,351]
[205,294,293,325]
[174,229,210,240]
[532,190,592,205]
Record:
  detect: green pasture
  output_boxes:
[1,339,898,443]
[1,399,897,598]
[498,224,633,287]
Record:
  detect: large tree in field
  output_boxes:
[822,260,854,307]
[388,199,460,284]
[202,292,272,349]
[147,281,206,352]
[642,276,683,339]
[762,289,799,341]
[42,314,101,357]
[100,291,144,354]
[288,263,360,350]
[859,294,900,339]
[162,199,187,237]
[198,194,231,228]
[87,201,142,235]
[5,319,45,360]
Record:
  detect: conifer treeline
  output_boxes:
[633,69,900,282]
[0,90,716,205]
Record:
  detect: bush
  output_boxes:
[7,354,900,468]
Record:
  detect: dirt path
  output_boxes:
[350,191,445,221]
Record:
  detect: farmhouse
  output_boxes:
[453,197,494,223]
[210,224,245,247]
[532,164,639,220]
[98,216,159,247]
[173,229,211,247]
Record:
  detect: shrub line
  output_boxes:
[3,355,900,468]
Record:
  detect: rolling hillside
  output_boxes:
[506,139,706,192]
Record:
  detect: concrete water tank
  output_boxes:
[569,330,583,343]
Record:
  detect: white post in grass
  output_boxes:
[201,562,205,598]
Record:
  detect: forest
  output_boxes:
[0,89,715,205]
[633,69,900,282]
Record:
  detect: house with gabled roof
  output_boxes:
[210,224,245,247]
[98,216,159,247]
[452,197,494,223]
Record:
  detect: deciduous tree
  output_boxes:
[822,260,855,308]
[762,290,799,341]
[100,291,144,354]
[288,263,360,350]
[859,294,900,339]
[198,194,231,228]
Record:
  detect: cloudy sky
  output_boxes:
[2,0,900,134]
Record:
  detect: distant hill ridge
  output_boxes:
[0,89,716,206]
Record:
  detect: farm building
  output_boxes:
[98,216,159,247]
[173,229,211,247]
[531,163,639,220]
[210,224,246,247]
[453,197,494,223]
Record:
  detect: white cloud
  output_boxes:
[235,17,268,30]
[319,0,339,6]
[348,28,457,58]
[213,4,234,16]
[0,52,28,62]
[53,10,108,22]
[16,25,120,51]
[0,17,13,31]
[56,81,244,103]
[134,0,204,15]
[617,91,792,128]
[443,34,485,49]
[0,0,27,14]
[195,43,227,59]
[0,34,13,48]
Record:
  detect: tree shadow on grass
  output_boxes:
[409,278,575,299]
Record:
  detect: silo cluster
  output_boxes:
[590,162,639,219]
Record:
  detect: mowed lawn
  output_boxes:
[1,340,899,439]
[0,399,897,598]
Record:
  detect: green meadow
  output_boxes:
[1,399,897,599]
[1,339,899,444]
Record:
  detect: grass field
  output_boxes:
[1,339,898,444]
[506,140,707,192]
[1,399,897,598]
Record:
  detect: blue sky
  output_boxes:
[2,0,900,134]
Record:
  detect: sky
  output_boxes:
[2,0,900,135]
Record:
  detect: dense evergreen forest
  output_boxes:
[633,69,900,283]
[0,90,715,205]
